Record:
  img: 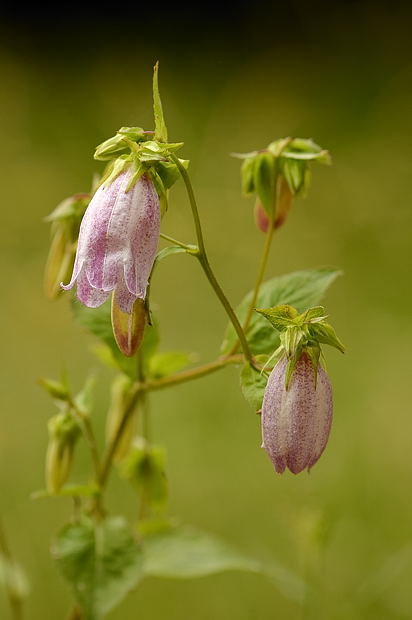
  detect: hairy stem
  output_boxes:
[170,154,253,363]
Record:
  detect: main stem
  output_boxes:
[170,154,253,364]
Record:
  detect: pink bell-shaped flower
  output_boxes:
[261,353,333,474]
[62,168,160,314]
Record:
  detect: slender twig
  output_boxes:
[243,223,275,331]
[170,154,253,364]
[159,232,195,250]
[145,354,243,391]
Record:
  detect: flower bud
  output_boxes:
[45,411,81,494]
[44,193,90,300]
[254,177,294,233]
[111,297,146,357]
[105,375,136,462]
[261,353,333,474]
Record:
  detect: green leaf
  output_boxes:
[148,351,193,379]
[121,439,168,511]
[153,62,168,142]
[240,362,269,412]
[308,322,345,353]
[221,268,341,356]
[53,516,143,620]
[141,525,305,602]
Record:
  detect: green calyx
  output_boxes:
[93,63,189,209]
[255,304,344,388]
[234,137,331,219]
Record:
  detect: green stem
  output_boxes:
[159,232,194,250]
[170,154,253,364]
[145,354,243,392]
[98,386,141,488]
[243,222,275,331]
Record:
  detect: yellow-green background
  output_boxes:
[1,2,412,618]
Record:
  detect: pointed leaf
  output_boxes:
[53,517,143,620]
[240,362,268,412]
[141,525,305,602]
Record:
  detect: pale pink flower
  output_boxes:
[62,169,160,313]
[261,353,333,474]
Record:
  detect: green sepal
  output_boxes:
[305,345,321,387]
[240,157,257,195]
[308,322,345,353]
[98,155,132,188]
[253,152,276,215]
[155,159,189,190]
[153,61,168,142]
[280,326,306,358]
[255,305,298,332]
[39,378,69,402]
[125,160,145,192]
[280,158,307,195]
[94,128,146,161]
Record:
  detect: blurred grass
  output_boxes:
[1,3,412,618]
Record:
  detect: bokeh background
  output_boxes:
[1,1,412,618]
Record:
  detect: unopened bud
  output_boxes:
[45,411,80,494]
[105,375,136,462]
[254,177,294,233]
[44,194,89,299]
[111,296,147,357]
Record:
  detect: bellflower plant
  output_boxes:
[32,63,345,620]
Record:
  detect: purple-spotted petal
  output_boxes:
[76,269,110,308]
[261,354,333,474]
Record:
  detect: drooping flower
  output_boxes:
[62,167,160,315]
[261,353,333,474]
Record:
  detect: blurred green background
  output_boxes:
[1,1,412,618]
